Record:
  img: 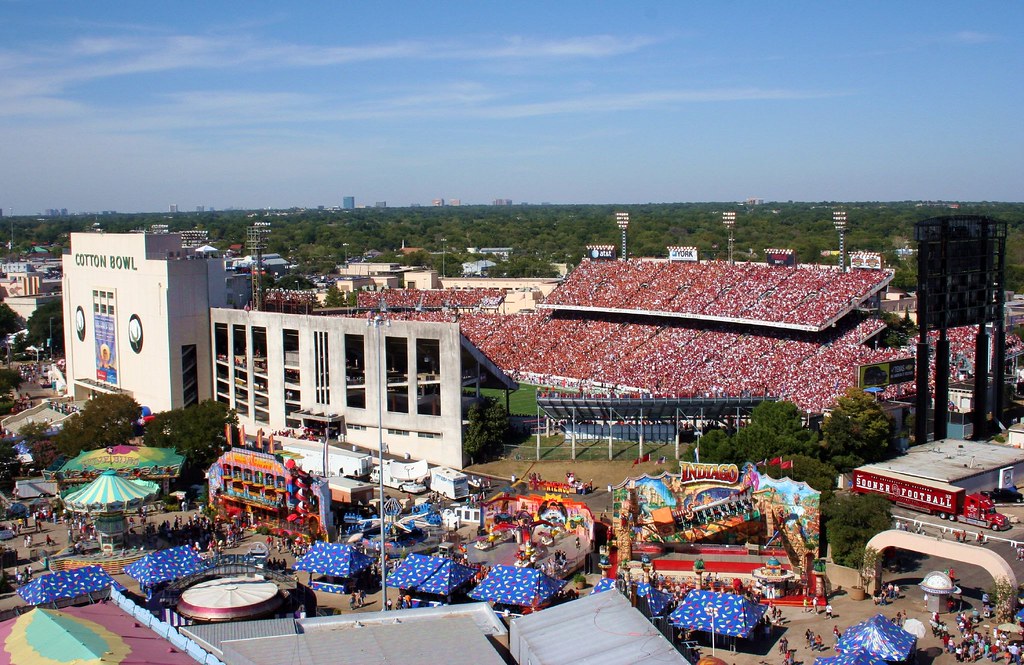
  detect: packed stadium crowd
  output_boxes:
[346,258,1019,415]
[357,288,505,310]
[542,259,892,331]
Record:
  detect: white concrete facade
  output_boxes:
[62,232,234,412]
[210,309,507,469]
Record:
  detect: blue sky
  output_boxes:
[1,2,1021,213]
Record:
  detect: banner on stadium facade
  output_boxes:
[586,245,616,260]
[765,248,796,267]
[850,252,883,270]
[858,358,915,388]
[667,246,699,262]
[94,311,118,386]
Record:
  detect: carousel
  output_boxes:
[176,576,285,623]
[53,469,160,573]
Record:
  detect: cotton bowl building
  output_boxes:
[63,232,515,470]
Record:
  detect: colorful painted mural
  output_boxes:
[612,462,820,556]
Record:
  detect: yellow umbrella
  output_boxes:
[3,607,131,665]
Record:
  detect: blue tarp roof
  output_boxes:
[816,650,889,665]
[385,554,476,596]
[17,566,124,605]
[293,542,373,577]
[468,565,566,607]
[637,582,674,616]
[590,577,616,595]
[668,590,767,638]
[124,546,205,586]
[836,614,917,661]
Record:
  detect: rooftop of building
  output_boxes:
[859,438,1024,484]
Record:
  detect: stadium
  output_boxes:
[62,230,1022,468]
[359,255,1021,449]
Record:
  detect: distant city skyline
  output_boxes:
[1,2,1021,214]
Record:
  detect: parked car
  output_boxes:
[981,488,1024,504]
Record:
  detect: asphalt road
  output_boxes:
[889,503,1024,601]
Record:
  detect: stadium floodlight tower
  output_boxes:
[833,210,848,272]
[722,211,736,265]
[247,220,272,310]
[367,310,391,609]
[615,212,630,261]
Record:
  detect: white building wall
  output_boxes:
[62,233,224,412]
[210,309,467,468]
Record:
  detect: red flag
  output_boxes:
[768,457,782,466]
[780,460,793,469]
[642,454,651,463]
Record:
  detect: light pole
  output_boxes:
[705,602,719,657]
[367,311,390,609]
[48,317,54,359]
[615,212,629,260]
[722,212,736,265]
[440,237,447,279]
[833,210,848,272]
[343,243,349,266]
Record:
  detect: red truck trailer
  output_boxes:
[851,468,1010,531]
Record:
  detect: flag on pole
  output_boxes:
[780,460,793,470]
[768,457,782,466]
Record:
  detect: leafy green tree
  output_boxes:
[25,300,64,355]
[880,311,917,349]
[820,388,893,472]
[694,429,740,465]
[762,453,837,498]
[733,401,818,462]
[0,369,22,399]
[275,274,314,290]
[0,303,20,338]
[323,285,346,308]
[823,492,892,568]
[0,438,18,481]
[144,400,237,469]
[463,398,509,464]
[19,421,61,470]
[55,393,141,457]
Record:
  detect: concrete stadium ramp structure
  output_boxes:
[865,530,1016,592]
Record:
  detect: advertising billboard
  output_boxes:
[765,249,796,267]
[94,312,118,386]
[586,245,616,260]
[668,246,699,263]
[850,253,883,270]
[858,358,915,388]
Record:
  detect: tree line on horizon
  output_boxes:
[10,201,1024,291]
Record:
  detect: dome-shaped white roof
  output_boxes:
[919,570,956,594]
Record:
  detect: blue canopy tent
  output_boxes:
[386,554,476,598]
[1016,606,1024,622]
[668,590,767,638]
[590,577,617,595]
[816,650,889,665]
[836,614,917,661]
[469,565,566,608]
[637,582,674,616]
[293,542,374,594]
[124,546,205,587]
[17,566,124,606]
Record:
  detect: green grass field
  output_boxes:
[468,383,544,415]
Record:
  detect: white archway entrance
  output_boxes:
[864,530,1016,593]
